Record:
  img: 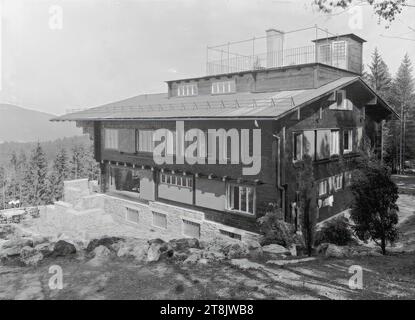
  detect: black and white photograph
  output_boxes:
[0,0,415,305]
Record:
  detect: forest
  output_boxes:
[0,135,99,209]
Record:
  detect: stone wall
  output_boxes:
[102,194,259,242]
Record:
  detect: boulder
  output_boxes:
[20,246,43,266]
[1,238,33,250]
[147,243,162,262]
[262,244,290,255]
[183,253,200,264]
[86,237,124,253]
[202,250,226,261]
[243,239,263,258]
[169,238,199,251]
[86,245,112,267]
[52,240,76,257]
[325,244,349,258]
[31,236,49,247]
[34,242,55,258]
[159,242,175,259]
[116,238,149,261]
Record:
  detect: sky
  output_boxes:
[0,0,414,115]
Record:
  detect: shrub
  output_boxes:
[315,216,353,246]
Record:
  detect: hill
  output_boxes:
[0,104,82,143]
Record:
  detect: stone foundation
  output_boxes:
[63,179,260,242]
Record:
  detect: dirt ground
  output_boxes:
[1,250,414,300]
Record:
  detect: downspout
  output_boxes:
[275,135,286,216]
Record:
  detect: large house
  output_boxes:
[53,29,397,241]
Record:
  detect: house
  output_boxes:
[52,28,397,241]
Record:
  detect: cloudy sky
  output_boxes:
[0,0,414,115]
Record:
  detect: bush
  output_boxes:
[315,216,353,246]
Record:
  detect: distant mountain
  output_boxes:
[0,104,83,143]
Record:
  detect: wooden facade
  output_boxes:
[56,34,397,234]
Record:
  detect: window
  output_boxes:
[334,174,343,191]
[125,208,139,224]
[227,184,255,215]
[318,44,331,65]
[293,132,303,161]
[332,41,347,69]
[303,130,316,160]
[330,130,340,155]
[319,180,328,196]
[160,173,193,189]
[357,127,363,149]
[177,83,198,97]
[343,129,353,153]
[336,90,346,109]
[104,129,119,150]
[137,130,154,152]
[152,211,167,229]
[211,80,236,94]
[182,219,200,238]
[110,167,141,194]
[220,230,242,240]
[316,130,331,160]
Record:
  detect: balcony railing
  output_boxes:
[207,45,317,75]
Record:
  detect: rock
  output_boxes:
[148,238,165,246]
[0,246,22,259]
[183,253,201,264]
[325,244,349,258]
[262,244,290,255]
[20,246,43,266]
[87,245,112,267]
[52,240,76,257]
[230,258,264,271]
[147,243,162,262]
[116,238,149,261]
[243,239,263,258]
[289,244,298,257]
[86,237,124,253]
[169,238,199,251]
[93,245,112,259]
[31,236,49,247]
[1,238,33,249]
[202,250,226,261]
[197,258,208,264]
[266,257,316,266]
[34,242,54,258]
[159,242,174,259]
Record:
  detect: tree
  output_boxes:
[48,148,69,201]
[389,54,415,170]
[314,0,409,23]
[365,48,392,99]
[297,155,318,256]
[349,160,399,255]
[22,143,51,206]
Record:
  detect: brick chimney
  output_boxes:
[266,29,284,68]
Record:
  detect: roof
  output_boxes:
[312,33,366,43]
[51,76,396,122]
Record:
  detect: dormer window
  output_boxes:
[211,80,236,95]
[177,83,198,97]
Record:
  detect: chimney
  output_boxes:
[266,29,284,68]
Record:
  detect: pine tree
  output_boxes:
[48,148,69,201]
[365,48,392,100]
[22,143,51,206]
[69,144,85,180]
[389,54,415,167]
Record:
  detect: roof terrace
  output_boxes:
[206,26,365,76]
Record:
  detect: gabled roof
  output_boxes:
[51,76,396,122]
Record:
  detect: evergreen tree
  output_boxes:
[365,48,392,99]
[69,144,85,179]
[0,166,6,210]
[22,143,51,206]
[389,54,415,167]
[48,148,69,201]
